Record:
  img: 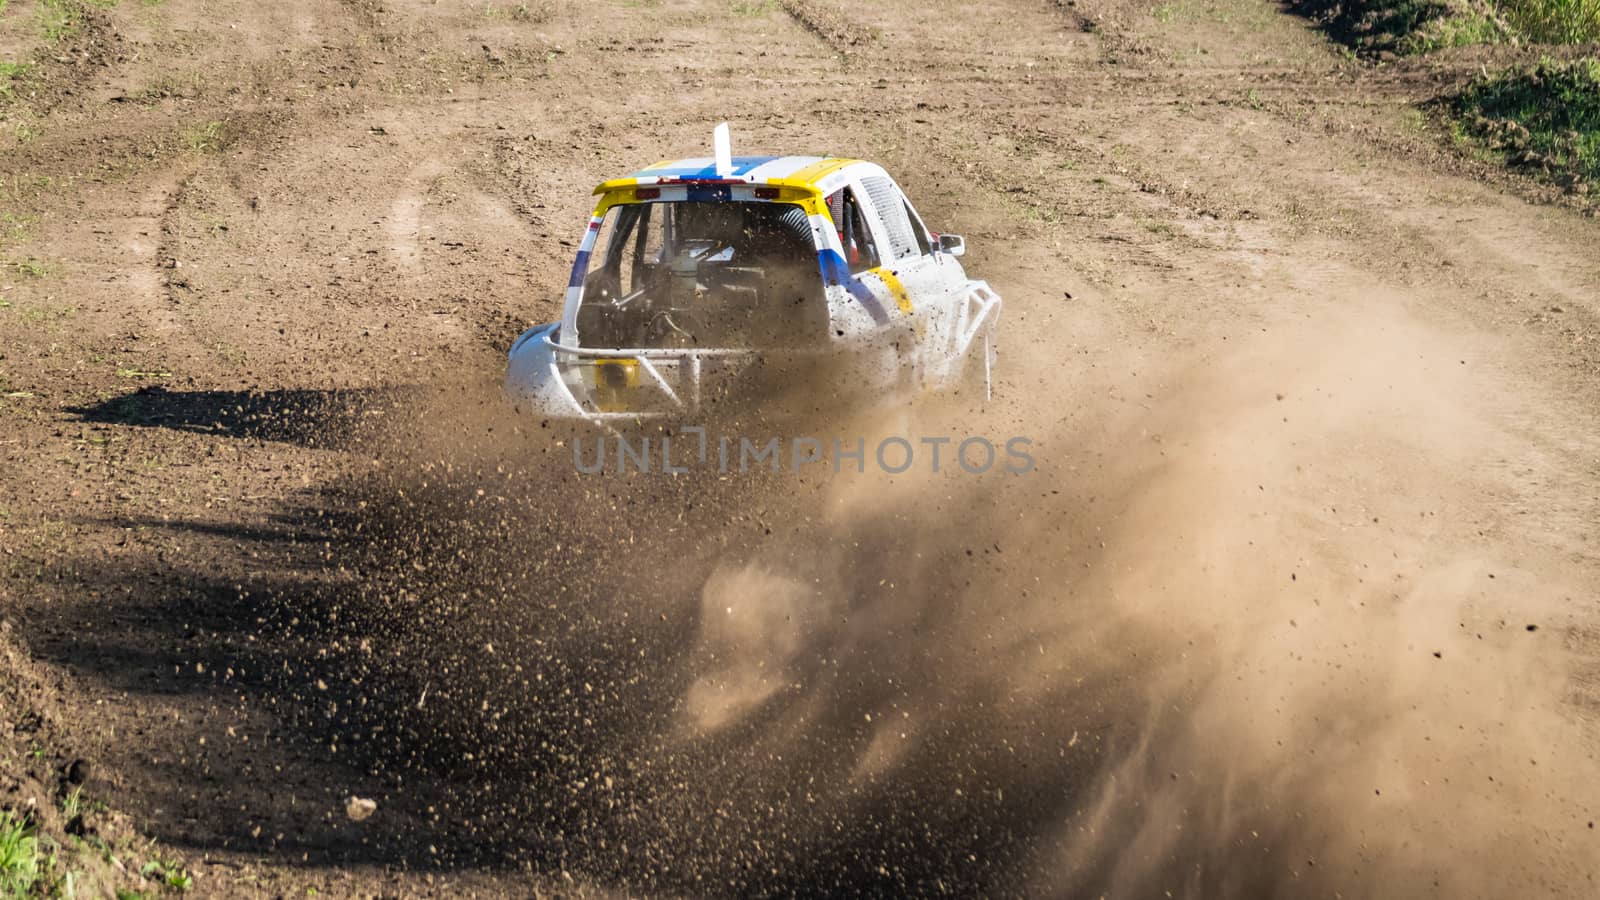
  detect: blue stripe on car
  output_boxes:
[640,156,780,180]
[567,250,591,288]
[818,248,888,324]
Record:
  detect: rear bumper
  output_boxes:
[506,324,757,422]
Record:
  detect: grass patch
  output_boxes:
[181,119,226,153]
[6,257,48,278]
[0,212,35,248]
[19,302,76,325]
[31,1,122,45]
[1451,57,1600,192]
[60,786,106,821]
[1409,9,1504,50]
[0,61,30,97]
[1290,0,1596,55]
[1289,0,1433,54]
[0,811,44,896]
[139,857,192,892]
[38,0,81,42]
[1501,0,1600,41]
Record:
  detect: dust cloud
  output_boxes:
[296,300,1596,896]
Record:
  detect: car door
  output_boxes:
[821,183,916,389]
[854,175,966,387]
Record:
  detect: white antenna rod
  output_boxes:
[713,122,733,176]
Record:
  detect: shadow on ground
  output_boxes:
[65,386,403,449]
[1281,0,1455,56]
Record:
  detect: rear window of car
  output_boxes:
[574,201,826,349]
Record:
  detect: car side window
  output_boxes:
[902,200,933,256]
[631,203,666,289]
[583,205,635,302]
[860,176,920,261]
[826,186,880,275]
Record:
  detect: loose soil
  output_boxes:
[3,0,1598,896]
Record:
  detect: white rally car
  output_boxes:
[507,127,1001,421]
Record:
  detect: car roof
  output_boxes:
[595,155,872,194]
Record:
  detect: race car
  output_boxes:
[507,125,1001,421]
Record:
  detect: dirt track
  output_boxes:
[3,0,1600,896]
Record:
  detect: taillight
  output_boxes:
[753,187,780,200]
[636,187,661,200]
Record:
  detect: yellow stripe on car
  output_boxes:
[774,157,857,189]
[871,267,913,314]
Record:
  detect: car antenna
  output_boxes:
[713,122,733,177]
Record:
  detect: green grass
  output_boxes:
[1408,10,1504,51]
[29,0,124,45]
[60,786,106,821]
[1501,0,1600,41]
[0,61,29,98]
[38,0,80,42]
[6,258,48,278]
[12,299,76,328]
[1452,58,1600,189]
[61,788,86,821]
[140,857,192,892]
[0,212,34,247]
[1292,0,1596,55]
[0,811,44,897]
[181,119,226,153]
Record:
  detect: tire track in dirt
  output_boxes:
[776,0,878,58]
[118,174,186,336]
[385,159,446,274]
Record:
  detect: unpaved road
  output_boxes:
[3,0,1599,896]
